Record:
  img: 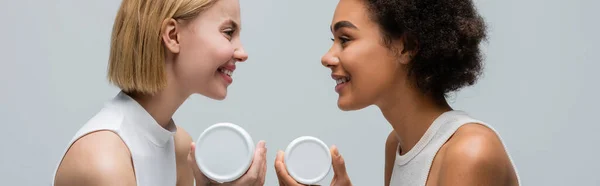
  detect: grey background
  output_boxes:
[1,0,598,185]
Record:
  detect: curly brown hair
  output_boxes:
[365,0,488,99]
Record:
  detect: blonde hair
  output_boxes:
[108,0,217,94]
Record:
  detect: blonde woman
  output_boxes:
[52,0,266,185]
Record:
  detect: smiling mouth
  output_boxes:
[218,67,233,77]
[335,76,351,85]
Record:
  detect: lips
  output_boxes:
[218,68,233,76]
[218,63,236,84]
[332,74,351,84]
[335,77,350,85]
[332,74,351,93]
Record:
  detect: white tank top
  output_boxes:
[389,110,520,185]
[51,92,178,186]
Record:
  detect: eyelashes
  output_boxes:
[223,28,236,41]
[331,36,351,46]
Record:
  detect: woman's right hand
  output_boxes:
[274,145,353,186]
[188,140,267,186]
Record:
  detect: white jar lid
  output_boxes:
[195,122,254,183]
[284,136,332,185]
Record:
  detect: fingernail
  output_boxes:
[333,146,340,156]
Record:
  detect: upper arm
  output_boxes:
[54,131,136,186]
[384,131,399,186]
[174,126,194,186]
[438,124,516,186]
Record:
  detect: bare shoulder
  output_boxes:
[173,125,194,186]
[54,130,136,186]
[385,130,399,157]
[447,123,506,157]
[384,131,399,186]
[174,125,193,157]
[437,123,518,186]
[386,130,400,148]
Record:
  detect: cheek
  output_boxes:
[182,36,234,71]
[212,43,234,65]
[343,44,397,99]
[199,35,235,68]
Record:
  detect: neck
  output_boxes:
[129,70,189,129]
[377,87,451,155]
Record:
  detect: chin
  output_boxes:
[205,94,226,101]
[199,88,228,101]
[212,94,226,100]
[210,92,227,100]
[337,96,369,111]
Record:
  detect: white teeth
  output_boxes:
[219,68,233,76]
[336,77,350,85]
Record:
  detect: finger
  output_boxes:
[275,151,286,186]
[188,142,209,184]
[279,178,286,186]
[188,143,200,175]
[208,179,221,185]
[274,150,299,185]
[249,141,266,175]
[232,140,265,184]
[330,145,348,178]
[258,141,268,185]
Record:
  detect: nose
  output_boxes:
[321,49,339,68]
[234,47,248,62]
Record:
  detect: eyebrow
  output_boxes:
[225,19,240,31]
[331,21,358,32]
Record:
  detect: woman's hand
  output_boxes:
[274,145,352,186]
[188,141,267,186]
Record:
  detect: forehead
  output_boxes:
[202,0,241,22]
[331,0,370,28]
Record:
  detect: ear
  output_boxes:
[162,18,180,54]
[397,34,418,65]
[398,49,417,65]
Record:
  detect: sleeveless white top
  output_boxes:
[51,92,178,186]
[389,110,520,185]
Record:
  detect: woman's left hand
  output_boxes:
[274,145,352,186]
[188,141,267,186]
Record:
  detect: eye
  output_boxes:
[332,35,351,47]
[338,36,350,45]
[223,28,235,40]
